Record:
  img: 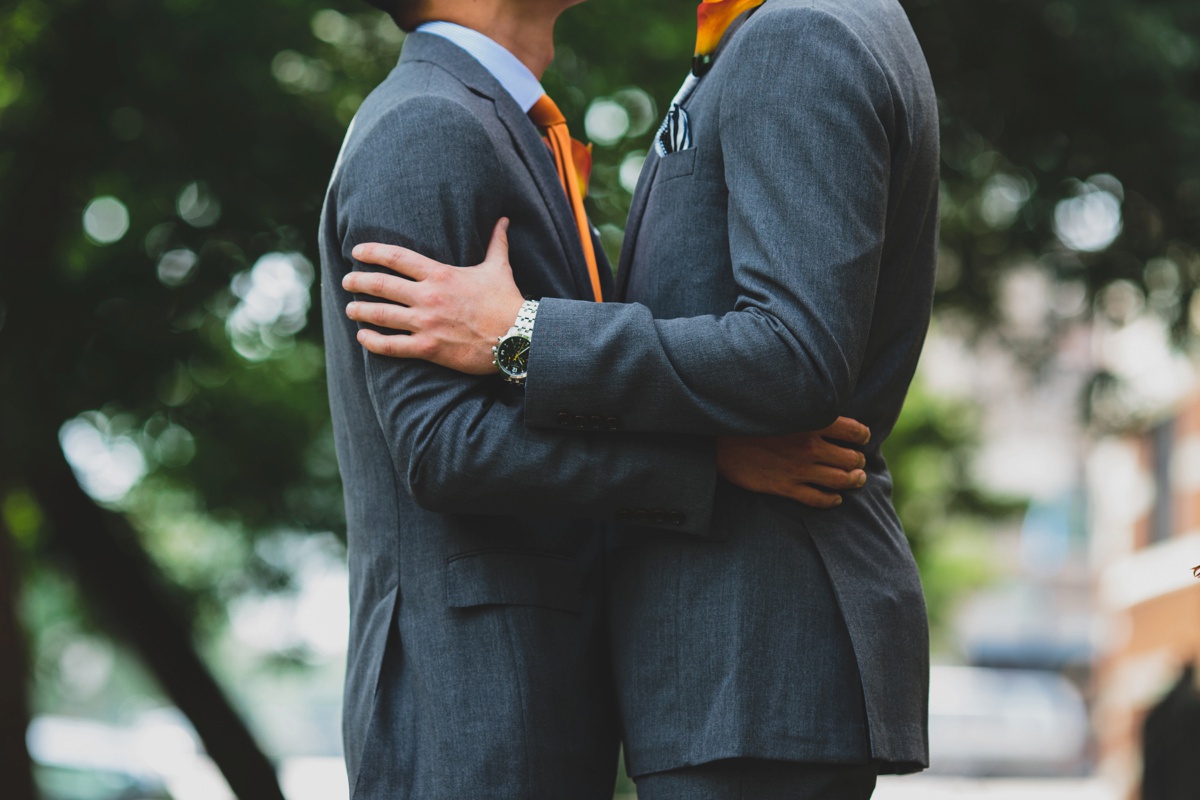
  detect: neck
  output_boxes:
[420,1,568,78]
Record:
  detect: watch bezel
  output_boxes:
[493,333,531,382]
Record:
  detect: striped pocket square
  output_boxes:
[655,102,693,157]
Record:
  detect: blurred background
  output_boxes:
[2,0,1199,798]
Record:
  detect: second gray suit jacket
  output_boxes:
[320,33,720,799]
[526,0,938,777]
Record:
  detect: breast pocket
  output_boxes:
[445,549,583,614]
[655,148,697,183]
[631,151,737,317]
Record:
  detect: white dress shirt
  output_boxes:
[417,21,545,113]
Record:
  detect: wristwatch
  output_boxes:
[492,299,540,385]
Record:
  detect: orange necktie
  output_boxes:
[528,94,603,303]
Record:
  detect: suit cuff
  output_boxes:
[525,298,719,535]
[524,296,615,429]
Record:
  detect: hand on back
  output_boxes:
[717,417,870,509]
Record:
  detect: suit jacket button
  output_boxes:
[669,511,685,526]
[633,509,649,524]
[574,415,589,429]
[651,509,666,524]
[589,415,604,430]
[606,417,620,431]
[616,509,632,523]
[556,412,573,427]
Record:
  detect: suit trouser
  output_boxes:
[634,759,878,800]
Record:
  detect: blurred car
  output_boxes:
[927,665,1090,777]
[27,716,174,800]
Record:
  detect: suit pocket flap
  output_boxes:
[445,550,583,613]
[655,148,697,183]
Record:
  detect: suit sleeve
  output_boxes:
[334,96,716,533]
[524,9,893,436]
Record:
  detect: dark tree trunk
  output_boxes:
[29,450,287,800]
[2,2,308,797]
[0,514,36,800]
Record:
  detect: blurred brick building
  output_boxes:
[1090,391,1200,799]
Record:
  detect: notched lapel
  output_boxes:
[615,152,661,301]
[616,9,755,300]
[400,33,595,302]
[492,98,596,303]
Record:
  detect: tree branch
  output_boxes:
[0,508,35,800]
[29,451,286,800]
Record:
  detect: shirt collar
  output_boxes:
[417,21,545,113]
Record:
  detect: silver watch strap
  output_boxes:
[510,299,539,338]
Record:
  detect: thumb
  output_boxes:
[484,217,510,266]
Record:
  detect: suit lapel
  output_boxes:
[615,153,660,301]
[401,33,594,303]
[491,95,596,302]
[615,7,762,301]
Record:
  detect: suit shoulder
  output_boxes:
[747,0,927,61]
[747,0,905,30]
[744,0,930,81]
[724,2,891,100]
[333,87,502,222]
[726,0,931,116]
[736,1,879,55]
[342,86,497,180]
[356,77,489,147]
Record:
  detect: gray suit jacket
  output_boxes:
[525,0,937,776]
[319,33,719,799]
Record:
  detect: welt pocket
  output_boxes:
[655,148,698,183]
[445,549,583,614]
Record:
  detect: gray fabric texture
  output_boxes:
[525,0,938,776]
[635,759,880,800]
[319,32,720,799]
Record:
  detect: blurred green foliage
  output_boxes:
[2,0,1199,788]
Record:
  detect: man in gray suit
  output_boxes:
[322,0,874,797]
[345,0,938,796]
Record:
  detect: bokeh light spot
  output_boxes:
[157,248,199,287]
[226,252,315,361]
[584,98,630,146]
[176,181,221,228]
[979,174,1031,230]
[272,50,333,94]
[154,423,196,468]
[612,87,657,137]
[60,413,147,503]
[619,152,646,194]
[1054,175,1124,253]
[82,196,130,245]
[311,9,351,44]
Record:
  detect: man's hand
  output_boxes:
[342,218,524,375]
[717,417,870,509]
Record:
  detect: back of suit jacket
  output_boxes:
[523,0,937,776]
[319,33,719,799]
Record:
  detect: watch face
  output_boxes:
[495,335,530,377]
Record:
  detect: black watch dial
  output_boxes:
[495,335,531,377]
